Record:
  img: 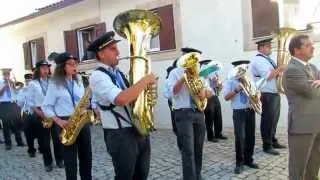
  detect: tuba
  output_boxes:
[179,52,207,111]
[60,87,92,145]
[231,64,262,114]
[275,27,296,93]
[113,9,161,136]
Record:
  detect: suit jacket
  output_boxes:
[283,58,320,134]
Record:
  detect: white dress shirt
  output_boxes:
[89,62,131,129]
[249,51,278,93]
[0,79,13,102]
[42,79,84,118]
[222,79,250,110]
[28,79,49,108]
[16,85,33,114]
[292,57,307,66]
[167,67,210,110]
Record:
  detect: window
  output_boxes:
[148,35,160,51]
[23,37,45,70]
[251,0,279,38]
[149,4,176,52]
[77,26,95,61]
[64,22,106,62]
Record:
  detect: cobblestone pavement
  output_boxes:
[0,126,289,180]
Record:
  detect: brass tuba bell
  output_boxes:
[178,52,207,111]
[274,27,296,93]
[113,9,161,136]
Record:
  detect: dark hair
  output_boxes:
[289,35,309,56]
[257,44,264,50]
[165,58,179,79]
[52,63,78,86]
[33,66,51,80]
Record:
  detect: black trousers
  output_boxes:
[57,118,92,180]
[260,93,280,150]
[0,102,24,146]
[51,123,64,165]
[32,114,54,166]
[104,128,150,180]
[168,99,177,134]
[175,109,205,180]
[204,96,223,139]
[24,112,40,154]
[233,108,256,165]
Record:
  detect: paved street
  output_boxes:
[0,126,289,180]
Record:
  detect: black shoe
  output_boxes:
[216,135,228,140]
[208,138,219,143]
[5,145,12,150]
[28,152,36,158]
[45,165,53,172]
[273,143,286,149]
[263,148,280,155]
[0,139,3,144]
[244,162,259,169]
[57,161,64,168]
[234,165,242,174]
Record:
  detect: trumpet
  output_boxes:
[5,75,24,92]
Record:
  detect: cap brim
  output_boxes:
[99,39,121,51]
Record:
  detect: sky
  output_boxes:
[0,0,61,24]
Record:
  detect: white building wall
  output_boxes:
[1,0,320,129]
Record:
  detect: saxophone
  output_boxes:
[113,9,161,136]
[179,52,207,111]
[42,118,53,128]
[60,87,92,146]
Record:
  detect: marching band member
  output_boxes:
[89,31,157,180]
[199,60,227,143]
[16,73,35,157]
[164,47,202,150]
[223,60,259,174]
[42,52,92,179]
[28,60,64,171]
[249,37,285,155]
[0,68,25,149]
[167,53,212,180]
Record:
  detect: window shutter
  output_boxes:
[23,42,32,70]
[95,22,106,40]
[252,0,279,38]
[64,30,79,58]
[35,37,45,61]
[157,4,176,51]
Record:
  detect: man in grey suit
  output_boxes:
[283,34,320,180]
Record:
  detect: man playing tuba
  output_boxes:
[167,50,212,180]
[223,60,259,174]
[89,31,157,180]
[248,36,286,156]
